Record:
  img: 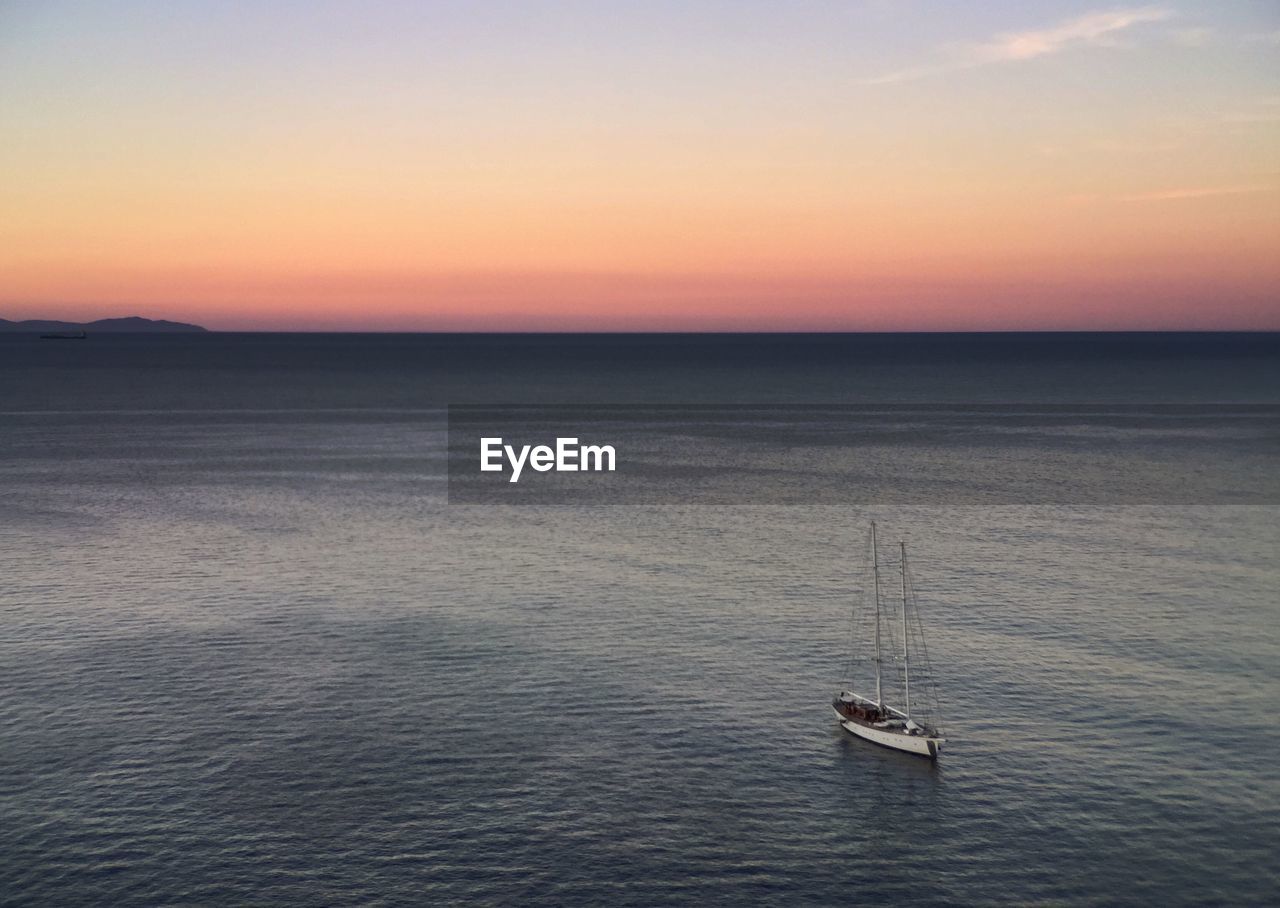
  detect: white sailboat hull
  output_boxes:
[834,707,944,757]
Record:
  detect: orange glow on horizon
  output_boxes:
[2,2,1277,330]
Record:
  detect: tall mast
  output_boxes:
[871,522,882,706]
[900,539,911,719]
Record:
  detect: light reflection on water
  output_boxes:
[1,333,1278,904]
[2,417,1277,904]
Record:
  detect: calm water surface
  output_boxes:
[2,335,1278,905]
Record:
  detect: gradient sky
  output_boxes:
[2,1,1278,330]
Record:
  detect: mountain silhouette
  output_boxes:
[0,316,208,333]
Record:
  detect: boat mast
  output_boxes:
[900,540,911,719]
[871,522,883,706]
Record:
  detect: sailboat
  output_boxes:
[833,522,946,758]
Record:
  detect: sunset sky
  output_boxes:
[2,1,1278,330]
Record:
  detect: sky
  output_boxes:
[1,0,1277,331]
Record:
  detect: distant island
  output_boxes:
[0,316,209,333]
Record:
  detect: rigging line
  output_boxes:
[906,557,944,730]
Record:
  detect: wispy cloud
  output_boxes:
[1241,29,1280,46]
[1092,137,1185,153]
[1168,26,1213,47]
[863,6,1175,85]
[1118,185,1275,202]
[1222,97,1280,124]
[1222,111,1280,124]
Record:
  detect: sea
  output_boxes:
[1,333,1278,906]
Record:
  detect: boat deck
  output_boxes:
[833,694,938,738]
